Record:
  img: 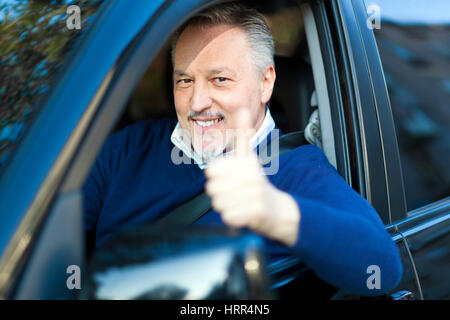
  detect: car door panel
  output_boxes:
[322,0,447,300]
[12,191,83,299]
[393,199,450,299]
[0,0,167,298]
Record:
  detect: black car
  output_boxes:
[0,0,448,300]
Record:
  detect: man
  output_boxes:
[83,2,402,296]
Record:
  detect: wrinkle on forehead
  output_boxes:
[173,24,251,76]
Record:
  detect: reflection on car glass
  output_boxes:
[367,0,450,210]
[0,0,103,174]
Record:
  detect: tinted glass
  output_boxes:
[365,0,450,211]
[0,0,104,174]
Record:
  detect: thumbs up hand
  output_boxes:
[204,109,301,247]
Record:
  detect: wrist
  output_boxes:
[268,189,301,247]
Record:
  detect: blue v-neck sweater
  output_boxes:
[82,118,402,296]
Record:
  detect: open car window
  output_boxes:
[113,3,312,137]
[83,0,318,294]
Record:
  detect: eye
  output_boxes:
[176,79,193,87]
[213,77,229,84]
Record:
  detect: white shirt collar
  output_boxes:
[170,108,275,169]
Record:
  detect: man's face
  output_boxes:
[173,24,275,161]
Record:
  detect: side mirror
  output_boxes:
[80,226,273,300]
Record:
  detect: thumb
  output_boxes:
[234,108,253,157]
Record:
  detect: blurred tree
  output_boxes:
[0,0,103,171]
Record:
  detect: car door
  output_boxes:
[360,0,450,300]
[0,0,169,299]
[300,0,414,300]
[315,0,449,299]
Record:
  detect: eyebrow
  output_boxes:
[173,67,236,78]
[207,68,236,77]
[173,70,192,78]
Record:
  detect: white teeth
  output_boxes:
[195,118,221,127]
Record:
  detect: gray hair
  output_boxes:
[171,2,275,77]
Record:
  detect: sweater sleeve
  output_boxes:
[272,145,403,296]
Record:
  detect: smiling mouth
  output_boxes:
[191,117,224,128]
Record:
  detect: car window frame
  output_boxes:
[318,0,410,225]
[0,0,170,298]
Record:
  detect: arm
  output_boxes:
[205,144,402,296]
[279,146,402,296]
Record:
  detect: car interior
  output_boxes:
[112,0,322,153]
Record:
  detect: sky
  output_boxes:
[365,0,450,24]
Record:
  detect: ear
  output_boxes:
[260,65,276,104]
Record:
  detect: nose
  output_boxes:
[190,80,212,112]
